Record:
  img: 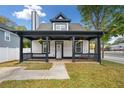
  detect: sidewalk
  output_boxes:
[0,63,70,83]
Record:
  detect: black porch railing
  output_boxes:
[23,53,46,61]
[23,53,98,61]
[75,53,98,60]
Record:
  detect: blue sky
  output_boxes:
[0,5,82,30]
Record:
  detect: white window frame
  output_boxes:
[53,23,55,30]
[4,32,10,41]
[55,25,66,31]
[66,23,69,30]
[75,41,83,53]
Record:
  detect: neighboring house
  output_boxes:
[0,24,19,63]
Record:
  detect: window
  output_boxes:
[56,25,66,30]
[75,41,83,53]
[5,32,10,41]
[42,41,50,53]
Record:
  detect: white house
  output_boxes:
[11,11,103,63]
[0,11,104,63]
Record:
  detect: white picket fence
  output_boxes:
[0,47,19,63]
[23,48,31,53]
[0,47,32,63]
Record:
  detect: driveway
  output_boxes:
[104,56,124,64]
[0,63,70,83]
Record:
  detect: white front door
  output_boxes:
[56,43,62,59]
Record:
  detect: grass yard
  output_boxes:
[0,61,52,70]
[0,60,124,88]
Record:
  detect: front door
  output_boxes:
[56,42,63,59]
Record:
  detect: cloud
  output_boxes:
[12,5,46,20]
[41,21,45,23]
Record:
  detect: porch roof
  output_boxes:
[11,30,105,40]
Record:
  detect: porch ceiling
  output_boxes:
[11,30,105,40]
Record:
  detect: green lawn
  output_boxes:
[0,61,52,70]
[0,60,124,88]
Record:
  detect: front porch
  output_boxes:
[12,30,104,63]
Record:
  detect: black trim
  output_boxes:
[97,36,101,64]
[45,36,49,62]
[50,12,71,22]
[27,56,97,59]
[20,36,23,62]
[72,36,75,62]
[55,41,63,59]
[32,57,55,59]
[11,31,105,41]
[30,40,33,58]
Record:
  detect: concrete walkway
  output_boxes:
[0,63,70,83]
[104,56,124,64]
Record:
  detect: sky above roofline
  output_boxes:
[0,5,121,44]
[0,5,82,30]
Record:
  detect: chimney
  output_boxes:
[31,10,40,30]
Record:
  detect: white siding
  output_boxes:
[49,41,55,57]
[32,40,55,57]
[83,40,88,53]
[63,41,72,57]
[0,47,19,63]
[32,40,42,53]
[23,48,31,53]
[32,40,89,57]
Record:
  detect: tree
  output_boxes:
[0,16,8,24]
[77,5,124,58]
[23,39,31,48]
[0,15,27,31]
[0,16,17,29]
[108,13,124,37]
[14,26,27,31]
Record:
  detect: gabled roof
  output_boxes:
[50,12,71,22]
[0,24,12,31]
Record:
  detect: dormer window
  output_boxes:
[56,25,66,30]
[50,12,71,31]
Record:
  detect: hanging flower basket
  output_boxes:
[37,38,43,44]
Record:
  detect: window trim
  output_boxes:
[4,31,10,41]
[75,41,83,54]
[42,41,50,54]
[55,24,66,30]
